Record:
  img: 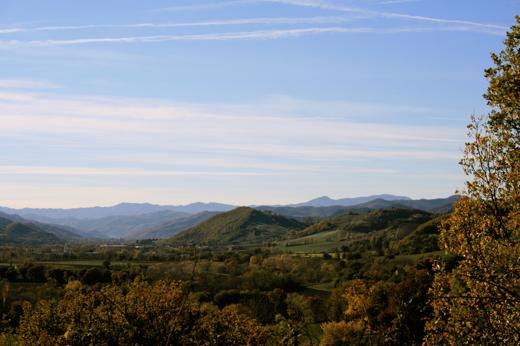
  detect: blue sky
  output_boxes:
[0,0,517,208]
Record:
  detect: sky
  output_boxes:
[0,0,518,208]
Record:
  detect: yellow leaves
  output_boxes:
[13,279,275,345]
[249,255,259,266]
[64,280,82,291]
[425,18,520,342]
[320,320,366,346]
[320,262,335,273]
[342,280,370,321]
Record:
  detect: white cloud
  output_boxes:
[208,143,461,160]
[0,79,60,89]
[0,24,505,49]
[154,0,506,35]
[156,0,258,12]
[0,28,22,34]
[0,165,280,177]
[0,88,465,208]
[0,89,464,163]
[0,0,505,50]
[0,15,368,34]
[378,0,423,4]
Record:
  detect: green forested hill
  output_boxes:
[0,221,64,246]
[168,207,306,245]
[0,216,12,229]
[334,208,433,235]
[282,207,443,255]
[0,212,82,246]
[296,208,433,237]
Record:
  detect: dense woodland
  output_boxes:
[0,16,518,346]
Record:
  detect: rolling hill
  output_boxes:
[29,221,84,241]
[293,208,434,239]
[256,205,350,220]
[0,211,86,245]
[280,207,444,255]
[168,207,306,245]
[0,217,64,247]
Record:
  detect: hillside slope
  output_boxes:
[0,219,64,247]
[295,208,433,239]
[0,212,83,244]
[168,207,306,245]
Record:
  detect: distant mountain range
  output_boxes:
[54,210,190,239]
[289,194,411,207]
[259,195,459,220]
[0,202,235,221]
[0,194,423,221]
[0,195,459,244]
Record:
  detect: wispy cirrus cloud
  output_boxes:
[0,79,60,89]
[0,88,464,156]
[0,15,368,34]
[263,0,506,32]
[0,24,505,48]
[156,0,258,12]
[156,0,506,35]
[0,165,280,177]
[0,0,505,49]
[0,28,21,34]
[378,0,423,5]
[0,86,465,207]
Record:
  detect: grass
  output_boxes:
[307,281,335,292]
[394,250,443,260]
[0,259,163,269]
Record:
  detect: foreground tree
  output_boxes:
[425,17,520,345]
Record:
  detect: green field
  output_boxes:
[0,259,162,269]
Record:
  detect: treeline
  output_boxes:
[0,250,443,345]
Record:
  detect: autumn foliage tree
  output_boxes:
[425,16,520,345]
[15,279,274,346]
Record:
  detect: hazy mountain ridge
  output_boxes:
[0,202,235,221]
[291,194,411,207]
[259,195,458,220]
[54,210,191,239]
[130,211,220,239]
[0,195,457,241]
[0,194,410,220]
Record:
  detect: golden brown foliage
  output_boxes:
[425,16,520,345]
[15,279,274,345]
